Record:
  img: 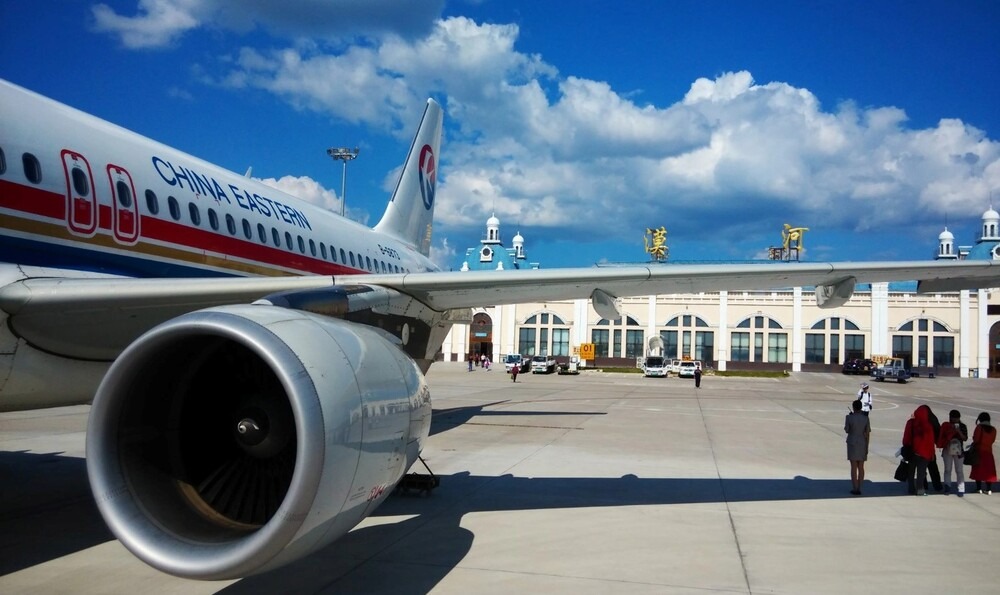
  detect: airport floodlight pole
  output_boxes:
[327,146,359,216]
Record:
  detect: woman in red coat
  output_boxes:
[902,405,937,496]
[969,412,997,494]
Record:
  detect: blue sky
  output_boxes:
[2,1,999,270]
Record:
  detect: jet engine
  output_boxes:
[86,304,431,580]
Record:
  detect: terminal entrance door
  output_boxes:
[469,312,494,363]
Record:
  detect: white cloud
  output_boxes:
[92,0,202,49]
[258,175,373,226]
[429,237,457,270]
[92,0,443,49]
[99,2,1000,259]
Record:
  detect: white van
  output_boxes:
[504,354,524,373]
[643,356,667,377]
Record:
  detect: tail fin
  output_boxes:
[374,98,443,256]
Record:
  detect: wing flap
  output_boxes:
[359,260,999,311]
[0,275,334,360]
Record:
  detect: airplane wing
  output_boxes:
[359,260,1000,313]
[2,259,997,360]
[0,272,335,360]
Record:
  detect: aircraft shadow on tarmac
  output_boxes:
[430,401,605,435]
[225,472,910,594]
[0,450,113,576]
[2,431,911,591]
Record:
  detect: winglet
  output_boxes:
[374,99,444,256]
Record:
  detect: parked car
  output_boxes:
[669,359,681,375]
[842,358,876,375]
[872,358,911,383]
[678,361,701,378]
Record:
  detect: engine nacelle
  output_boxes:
[87,304,431,580]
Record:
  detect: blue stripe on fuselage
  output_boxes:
[0,234,241,279]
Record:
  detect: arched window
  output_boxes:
[732,315,786,363]
[662,314,713,362]
[893,318,955,368]
[591,315,643,359]
[519,311,570,357]
[805,317,864,365]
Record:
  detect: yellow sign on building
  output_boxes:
[643,227,668,261]
[579,343,596,360]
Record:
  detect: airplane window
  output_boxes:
[168,196,181,221]
[0,147,6,175]
[339,248,346,263]
[272,228,280,247]
[365,256,372,271]
[145,190,159,215]
[257,223,267,244]
[349,252,356,267]
[297,236,305,254]
[226,213,236,235]
[22,153,42,184]
[188,202,201,226]
[309,239,316,256]
[242,219,252,240]
[116,181,133,208]
[208,208,219,231]
[72,167,89,197]
[284,231,293,250]
[320,243,327,260]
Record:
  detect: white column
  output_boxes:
[490,305,502,359]
[871,282,889,356]
[717,290,728,372]
[441,326,455,361]
[574,298,589,367]
[453,322,469,362]
[647,295,657,349]
[792,286,802,372]
[503,303,517,356]
[960,290,970,377]
[977,289,989,378]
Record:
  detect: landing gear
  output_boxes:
[396,456,439,496]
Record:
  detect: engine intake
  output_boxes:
[87,305,430,579]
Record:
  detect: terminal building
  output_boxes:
[440,208,1000,378]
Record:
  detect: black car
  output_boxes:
[842,358,876,375]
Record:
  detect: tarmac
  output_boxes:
[2,362,999,594]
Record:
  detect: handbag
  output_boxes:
[963,445,979,466]
[894,459,909,482]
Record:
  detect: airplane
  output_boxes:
[0,78,997,580]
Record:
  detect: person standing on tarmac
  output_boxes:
[856,383,873,415]
[902,405,936,496]
[694,366,702,388]
[845,399,871,495]
[938,409,968,497]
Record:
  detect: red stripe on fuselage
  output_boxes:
[0,179,364,277]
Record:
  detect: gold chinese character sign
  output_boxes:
[643,227,668,261]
